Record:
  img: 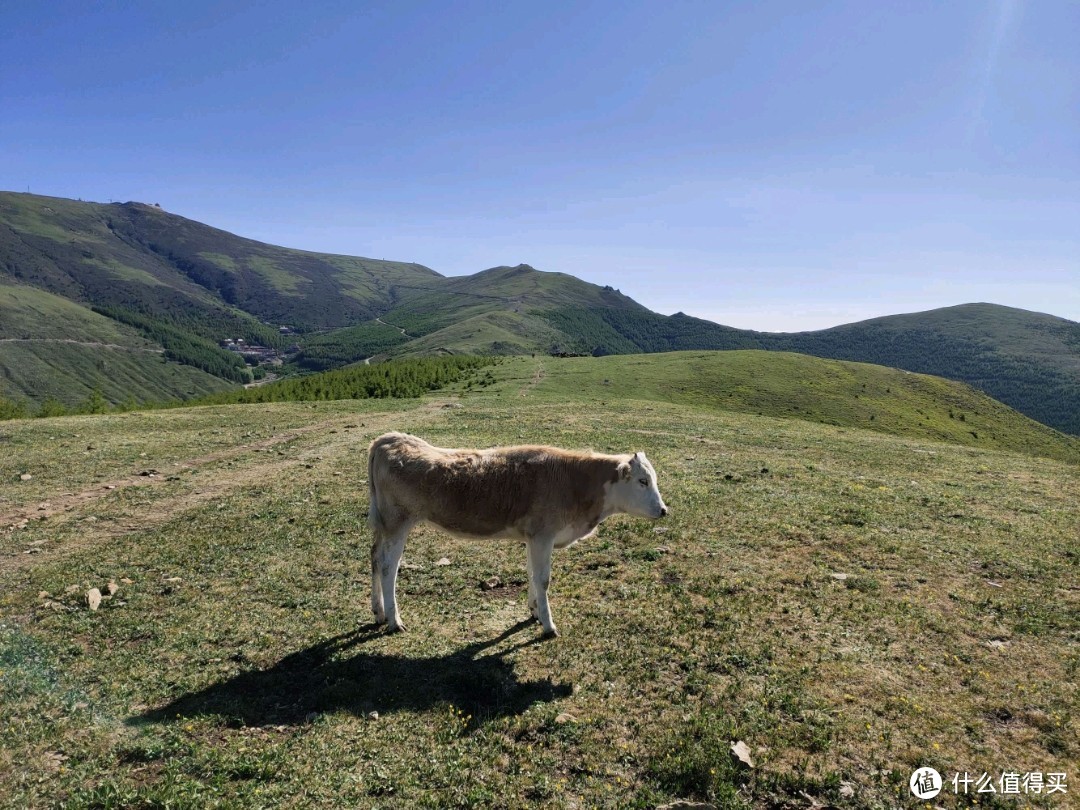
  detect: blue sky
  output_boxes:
[2,0,1077,330]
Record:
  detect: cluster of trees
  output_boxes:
[0,357,497,421]
[191,356,496,406]
[93,305,254,383]
[293,323,411,371]
[1,388,118,420]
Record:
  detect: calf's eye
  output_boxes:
[638,478,648,487]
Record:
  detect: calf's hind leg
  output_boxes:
[378,524,411,633]
[370,532,385,624]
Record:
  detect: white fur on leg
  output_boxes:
[526,535,558,637]
[379,529,409,632]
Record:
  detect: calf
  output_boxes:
[366,432,668,637]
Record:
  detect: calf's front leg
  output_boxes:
[526,535,558,638]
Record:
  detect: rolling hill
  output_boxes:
[764,304,1080,435]
[499,351,1080,462]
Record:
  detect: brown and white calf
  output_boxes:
[366,432,668,637]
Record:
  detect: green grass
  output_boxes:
[0,354,1076,808]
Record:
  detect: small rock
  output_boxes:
[164,576,182,583]
[87,588,102,611]
[653,526,669,533]
[367,711,379,720]
[554,712,576,725]
[38,591,51,600]
[830,573,850,581]
[729,740,754,769]
[839,782,855,798]
[987,639,1010,649]
[120,577,133,584]
[106,581,119,596]
[435,557,451,566]
[105,485,116,490]
[64,585,81,595]
[481,577,502,590]
[19,473,32,481]
[656,802,717,810]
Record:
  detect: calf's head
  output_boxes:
[612,451,668,519]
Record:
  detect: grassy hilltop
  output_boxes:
[1,352,1076,808]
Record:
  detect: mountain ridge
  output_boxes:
[2,191,1077,435]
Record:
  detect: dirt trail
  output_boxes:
[374,317,413,339]
[0,401,454,573]
[0,338,163,353]
[518,361,545,397]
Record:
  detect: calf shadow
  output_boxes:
[131,620,568,729]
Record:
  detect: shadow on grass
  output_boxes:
[131,620,569,728]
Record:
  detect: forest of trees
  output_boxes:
[190,355,496,406]
[92,305,256,383]
[292,322,411,370]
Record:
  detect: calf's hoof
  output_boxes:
[386,621,407,634]
[541,626,560,639]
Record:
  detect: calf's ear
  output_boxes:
[618,460,632,481]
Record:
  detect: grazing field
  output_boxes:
[1,357,1077,808]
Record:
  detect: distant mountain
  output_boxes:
[0,191,440,407]
[2,191,1077,437]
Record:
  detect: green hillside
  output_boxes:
[380,264,647,338]
[765,303,1080,435]
[477,352,1080,463]
[0,283,234,410]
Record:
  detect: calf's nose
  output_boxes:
[660,506,669,517]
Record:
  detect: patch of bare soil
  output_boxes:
[1,402,452,573]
